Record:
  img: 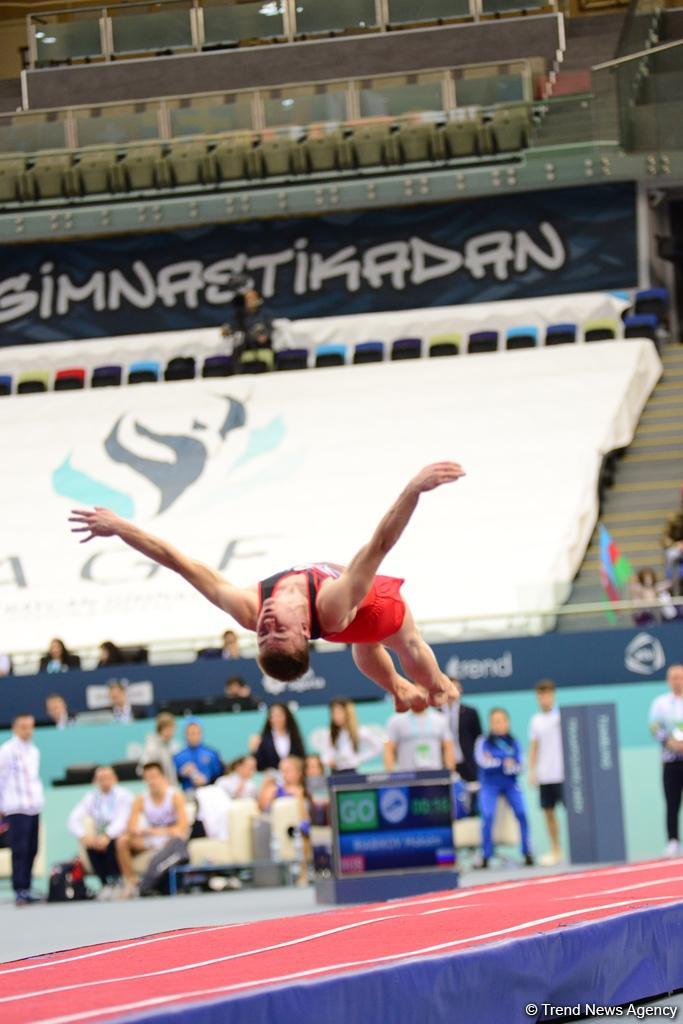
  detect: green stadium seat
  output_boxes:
[118,144,169,191]
[350,123,398,167]
[74,150,118,195]
[584,318,619,342]
[428,334,461,357]
[26,151,74,200]
[205,136,254,183]
[443,117,479,159]
[260,136,296,177]
[238,347,274,374]
[17,371,49,394]
[491,106,531,153]
[395,121,444,163]
[304,128,351,172]
[168,141,208,187]
[0,155,25,202]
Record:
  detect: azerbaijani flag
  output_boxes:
[599,523,634,621]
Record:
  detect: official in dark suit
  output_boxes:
[445,679,483,784]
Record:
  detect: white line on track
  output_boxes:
[557,875,683,900]
[28,896,683,1024]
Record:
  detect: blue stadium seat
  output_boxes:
[275,348,309,371]
[314,344,346,368]
[505,326,537,350]
[468,331,498,354]
[128,360,160,384]
[545,323,576,346]
[634,287,669,325]
[164,356,196,381]
[202,355,234,377]
[0,374,12,396]
[353,341,384,364]
[391,338,422,361]
[92,365,123,388]
[623,314,658,342]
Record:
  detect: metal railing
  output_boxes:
[6,596,682,674]
[0,58,534,154]
[27,0,556,69]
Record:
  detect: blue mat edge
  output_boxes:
[112,899,683,1024]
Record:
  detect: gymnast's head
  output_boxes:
[256,598,310,682]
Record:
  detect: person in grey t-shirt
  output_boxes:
[383,708,456,772]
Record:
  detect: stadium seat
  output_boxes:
[0,156,25,202]
[167,141,207,187]
[0,375,12,396]
[634,287,669,325]
[428,334,461,357]
[304,128,351,172]
[118,145,169,191]
[54,368,86,391]
[91,365,123,388]
[74,150,118,196]
[21,152,72,200]
[468,331,498,354]
[205,136,255,183]
[395,122,443,164]
[238,348,274,373]
[353,341,384,364]
[17,371,49,394]
[314,344,346,368]
[275,348,309,371]
[391,337,422,360]
[491,106,531,153]
[202,355,235,377]
[350,124,398,168]
[260,135,306,177]
[545,323,576,346]
[443,117,479,159]
[623,314,658,342]
[505,326,537,350]
[164,356,196,381]
[128,360,161,384]
[584,318,619,342]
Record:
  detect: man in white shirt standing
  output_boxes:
[649,663,683,857]
[528,679,565,867]
[0,715,44,906]
[384,707,456,772]
[68,765,134,896]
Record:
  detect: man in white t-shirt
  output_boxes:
[384,707,456,772]
[0,714,44,905]
[528,679,564,867]
[68,765,134,895]
[649,663,683,857]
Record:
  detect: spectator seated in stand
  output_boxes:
[196,629,242,661]
[116,761,188,899]
[138,712,180,782]
[39,637,81,674]
[258,756,311,884]
[97,641,127,668]
[319,698,383,773]
[305,754,325,778]
[383,706,456,772]
[216,755,258,800]
[0,650,13,677]
[67,765,133,897]
[662,503,683,598]
[630,567,677,626]
[222,675,259,712]
[233,288,274,370]
[173,720,223,792]
[475,707,533,870]
[44,693,74,730]
[108,679,145,723]
[249,702,306,772]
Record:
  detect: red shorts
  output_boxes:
[322,575,406,645]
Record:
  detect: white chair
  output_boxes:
[0,822,47,880]
[188,798,259,867]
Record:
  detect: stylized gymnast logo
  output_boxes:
[379,787,409,825]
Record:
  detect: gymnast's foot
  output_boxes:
[426,674,460,708]
[393,680,429,714]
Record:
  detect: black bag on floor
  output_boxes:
[139,838,189,896]
[48,859,92,902]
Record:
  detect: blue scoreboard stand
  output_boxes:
[315,769,459,905]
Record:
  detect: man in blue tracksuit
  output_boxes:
[475,707,533,869]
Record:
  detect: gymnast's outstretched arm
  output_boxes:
[316,462,465,632]
[68,507,258,629]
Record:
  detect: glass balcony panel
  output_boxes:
[203,0,286,46]
[170,96,255,136]
[34,18,103,65]
[387,0,471,24]
[111,7,194,55]
[0,116,67,152]
[262,86,348,126]
[456,73,525,107]
[359,80,444,118]
[481,0,544,13]
[294,0,377,35]
[75,107,160,146]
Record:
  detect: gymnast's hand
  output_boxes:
[409,462,465,494]
[69,507,122,543]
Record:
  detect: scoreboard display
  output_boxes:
[331,772,456,878]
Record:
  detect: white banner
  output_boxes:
[0,340,660,652]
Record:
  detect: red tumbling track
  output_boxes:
[2,859,683,1024]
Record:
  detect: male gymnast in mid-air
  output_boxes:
[69,462,464,711]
